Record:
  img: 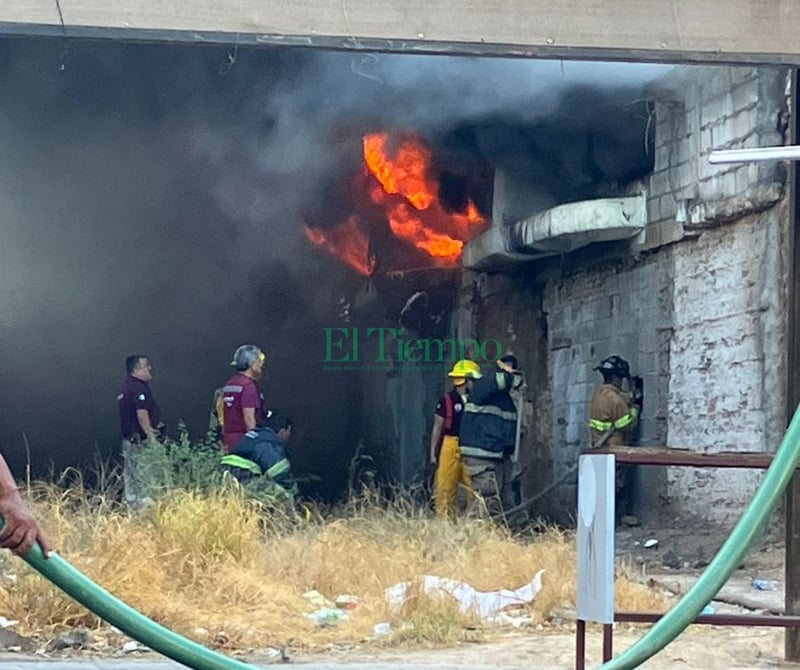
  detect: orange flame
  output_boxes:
[305,131,488,273]
[363,134,436,210]
[363,132,487,263]
[304,216,376,276]
[386,203,464,258]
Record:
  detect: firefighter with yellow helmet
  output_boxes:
[429,359,482,517]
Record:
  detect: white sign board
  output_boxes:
[576,454,615,624]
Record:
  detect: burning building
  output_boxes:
[301,62,793,531]
[0,37,662,496]
[0,31,790,526]
[305,132,489,276]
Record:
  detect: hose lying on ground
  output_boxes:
[504,463,579,518]
[599,402,800,670]
[505,425,616,520]
[7,401,799,670]
[0,525,259,670]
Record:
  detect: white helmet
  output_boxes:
[230,345,264,371]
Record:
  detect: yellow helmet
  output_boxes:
[447,359,482,380]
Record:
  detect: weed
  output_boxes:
[0,479,665,651]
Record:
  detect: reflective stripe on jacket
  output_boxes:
[220,426,297,495]
[458,371,518,460]
[588,383,638,447]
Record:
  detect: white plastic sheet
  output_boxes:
[385,569,544,620]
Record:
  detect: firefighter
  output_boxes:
[429,359,482,518]
[221,345,266,451]
[588,355,643,517]
[458,355,523,521]
[588,355,642,448]
[0,451,50,557]
[220,411,298,507]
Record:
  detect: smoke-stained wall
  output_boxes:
[0,35,672,493]
[458,65,790,526]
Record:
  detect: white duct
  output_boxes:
[462,195,646,270]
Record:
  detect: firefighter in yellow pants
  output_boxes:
[429,359,482,518]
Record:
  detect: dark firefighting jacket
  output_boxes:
[220,426,297,499]
[458,371,518,461]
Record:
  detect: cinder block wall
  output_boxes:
[647,66,786,226]
[458,65,790,526]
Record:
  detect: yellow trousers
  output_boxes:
[433,435,473,517]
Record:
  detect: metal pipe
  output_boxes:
[708,146,800,163]
[576,619,586,670]
[602,624,613,662]
[616,611,800,627]
[598,402,800,669]
[784,66,800,663]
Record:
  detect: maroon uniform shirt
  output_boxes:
[118,376,161,441]
[221,372,264,450]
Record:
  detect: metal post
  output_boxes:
[602,623,613,662]
[576,619,586,670]
[786,67,800,664]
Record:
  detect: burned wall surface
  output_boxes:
[354,272,463,486]
[650,66,789,525]
[539,250,674,523]
[666,206,787,522]
[455,270,551,515]
[457,65,790,527]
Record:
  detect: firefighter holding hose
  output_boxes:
[459,355,524,521]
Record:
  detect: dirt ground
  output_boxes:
[615,516,786,610]
[298,627,788,669]
[1,518,792,669]
[0,626,790,670]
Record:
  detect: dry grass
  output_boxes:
[0,483,665,651]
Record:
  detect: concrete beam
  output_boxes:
[2,0,800,65]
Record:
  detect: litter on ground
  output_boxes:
[385,569,545,620]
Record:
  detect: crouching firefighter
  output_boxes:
[588,355,643,517]
[458,355,523,522]
[220,411,298,507]
[429,359,482,518]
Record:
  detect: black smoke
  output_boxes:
[0,36,669,490]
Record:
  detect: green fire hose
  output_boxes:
[600,402,800,670]
[4,405,800,670]
[0,524,259,670]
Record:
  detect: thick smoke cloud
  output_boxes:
[0,36,670,485]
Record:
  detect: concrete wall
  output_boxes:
[647,66,786,229]
[5,1,800,65]
[649,66,789,524]
[455,270,551,515]
[458,65,790,526]
[539,250,674,523]
[666,206,788,521]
